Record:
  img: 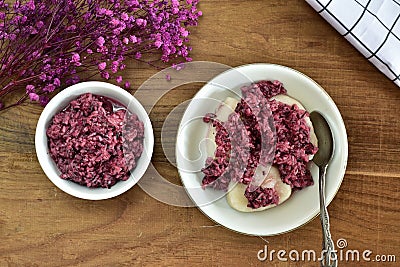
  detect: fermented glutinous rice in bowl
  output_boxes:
[46,93,144,188]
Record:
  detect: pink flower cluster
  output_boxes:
[0,0,202,110]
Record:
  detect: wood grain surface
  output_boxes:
[1,1,399,266]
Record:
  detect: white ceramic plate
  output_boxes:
[176,63,348,236]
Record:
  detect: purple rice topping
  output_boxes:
[46,93,144,188]
[202,80,318,208]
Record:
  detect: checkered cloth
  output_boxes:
[306,0,400,87]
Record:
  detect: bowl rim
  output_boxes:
[35,81,154,200]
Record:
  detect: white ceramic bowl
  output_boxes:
[176,63,348,235]
[35,81,154,200]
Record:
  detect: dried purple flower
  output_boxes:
[71,53,81,66]
[98,62,106,71]
[29,92,39,101]
[129,35,137,43]
[53,78,60,87]
[26,84,35,93]
[96,36,106,47]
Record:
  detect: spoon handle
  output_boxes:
[319,165,338,267]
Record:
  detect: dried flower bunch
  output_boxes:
[0,0,201,110]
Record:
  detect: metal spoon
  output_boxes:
[310,111,337,267]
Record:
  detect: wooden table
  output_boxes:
[1,1,399,266]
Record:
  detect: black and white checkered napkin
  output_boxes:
[306,0,400,87]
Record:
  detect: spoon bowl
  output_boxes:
[310,111,334,167]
